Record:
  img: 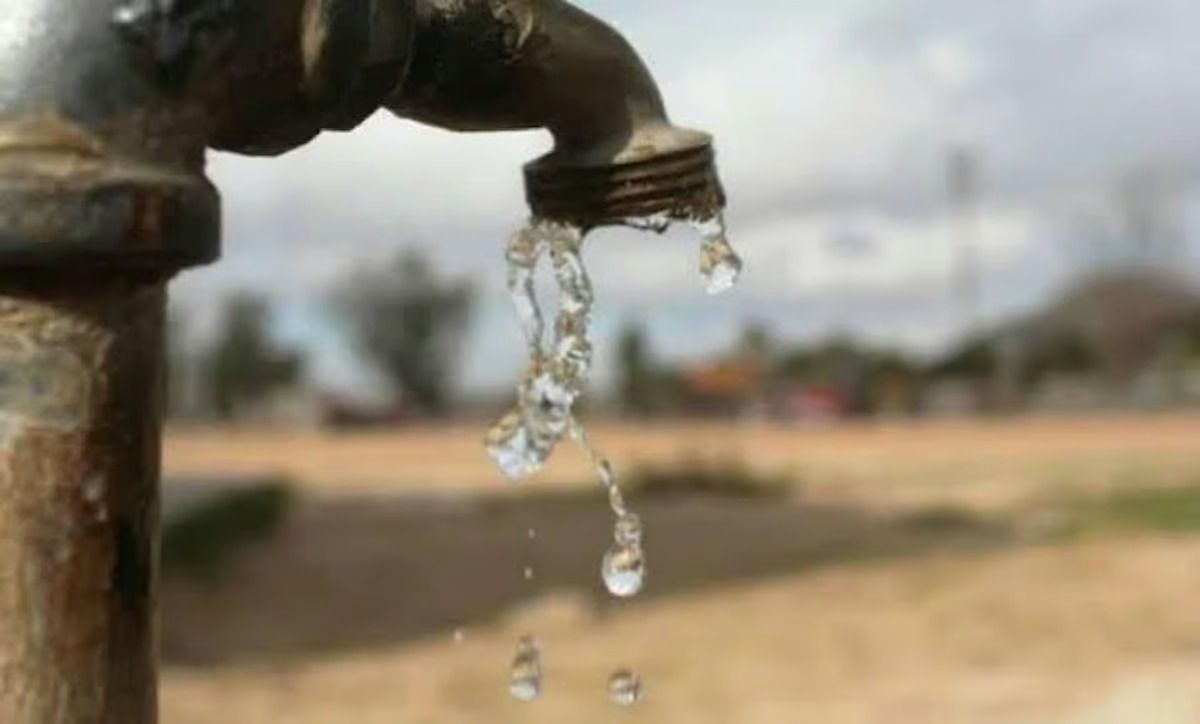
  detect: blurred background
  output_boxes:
[160,0,1200,721]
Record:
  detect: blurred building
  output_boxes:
[680,358,768,416]
[931,269,1200,412]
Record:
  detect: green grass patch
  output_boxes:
[1068,484,1200,537]
[163,480,294,579]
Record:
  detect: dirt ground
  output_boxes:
[164,413,1200,500]
[160,414,1200,722]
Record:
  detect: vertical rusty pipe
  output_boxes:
[0,273,165,722]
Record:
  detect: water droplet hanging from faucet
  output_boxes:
[694,214,744,295]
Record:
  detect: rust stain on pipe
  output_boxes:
[0,275,165,723]
[0,336,90,433]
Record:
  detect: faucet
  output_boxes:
[0,1,725,720]
[390,0,725,225]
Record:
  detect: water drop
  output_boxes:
[509,636,542,702]
[623,212,673,234]
[453,629,466,644]
[608,669,644,707]
[614,513,643,547]
[602,543,646,598]
[524,565,535,581]
[694,215,743,295]
[528,527,537,540]
[485,409,537,481]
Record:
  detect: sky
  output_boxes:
[172,0,1200,394]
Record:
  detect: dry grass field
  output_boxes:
[160,414,1200,722]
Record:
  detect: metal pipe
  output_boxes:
[0,272,166,722]
[0,0,725,719]
[393,0,672,160]
[390,0,725,225]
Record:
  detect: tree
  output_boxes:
[737,322,775,379]
[615,322,655,417]
[336,250,474,416]
[203,294,305,421]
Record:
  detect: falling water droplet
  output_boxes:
[693,215,743,295]
[486,409,536,481]
[614,513,643,547]
[528,527,537,540]
[453,629,466,645]
[608,669,644,707]
[524,565,535,581]
[602,543,646,598]
[509,636,542,702]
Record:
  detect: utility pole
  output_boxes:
[947,145,982,338]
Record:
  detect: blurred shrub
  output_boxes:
[163,480,294,579]
[899,506,984,534]
[334,250,474,417]
[627,459,791,500]
[1073,484,1200,535]
[202,294,306,422]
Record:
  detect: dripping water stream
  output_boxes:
[486,213,742,704]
